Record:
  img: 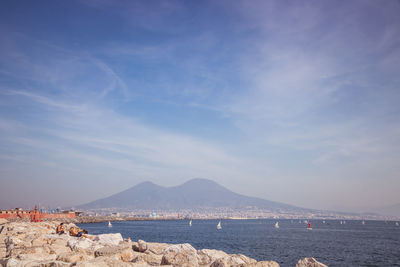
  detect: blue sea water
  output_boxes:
[78,219,400,267]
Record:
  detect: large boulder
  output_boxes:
[197,249,229,265]
[67,237,101,253]
[57,252,93,263]
[145,242,171,255]
[210,254,257,267]
[0,218,8,225]
[94,243,134,262]
[131,250,163,265]
[93,233,123,246]
[161,243,199,267]
[296,258,328,267]
[132,239,148,253]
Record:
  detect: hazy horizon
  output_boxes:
[1,0,400,213]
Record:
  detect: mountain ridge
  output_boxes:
[77,178,307,212]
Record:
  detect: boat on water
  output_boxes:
[396,222,399,226]
[362,220,365,225]
[322,220,326,224]
[108,221,112,227]
[275,222,279,229]
[189,220,192,227]
[340,221,343,225]
[343,220,346,224]
[307,221,312,230]
[217,221,222,230]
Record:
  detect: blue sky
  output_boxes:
[0,0,399,211]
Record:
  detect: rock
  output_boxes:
[210,254,257,267]
[296,257,328,267]
[0,219,8,225]
[93,233,123,246]
[67,238,96,252]
[146,242,171,255]
[3,258,70,267]
[197,249,229,265]
[94,243,133,262]
[137,240,147,252]
[133,240,149,253]
[245,261,280,267]
[161,243,199,267]
[74,256,139,267]
[57,252,93,263]
[131,250,163,265]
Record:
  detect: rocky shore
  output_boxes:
[0,219,327,267]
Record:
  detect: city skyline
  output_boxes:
[1,0,400,213]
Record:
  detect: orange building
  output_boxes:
[0,207,76,221]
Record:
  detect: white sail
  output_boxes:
[108,221,112,227]
[362,220,365,225]
[396,222,399,226]
[217,221,222,230]
[275,222,279,229]
[189,220,192,227]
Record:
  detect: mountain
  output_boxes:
[77,178,307,212]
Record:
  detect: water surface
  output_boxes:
[78,219,400,267]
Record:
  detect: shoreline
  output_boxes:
[0,219,327,267]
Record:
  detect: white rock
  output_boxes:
[161,243,199,267]
[93,233,123,246]
[197,249,229,265]
[68,238,96,251]
[296,257,328,267]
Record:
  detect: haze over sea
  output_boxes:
[78,219,400,267]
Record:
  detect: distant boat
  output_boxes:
[108,221,112,227]
[307,221,312,230]
[189,220,192,227]
[362,220,365,225]
[340,221,343,225]
[343,220,346,224]
[304,220,308,224]
[275,222,279,229]
[322,220,326,224]
[217,221,222,230]
[396,222,399,226]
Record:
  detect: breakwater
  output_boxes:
[0,219,327,266]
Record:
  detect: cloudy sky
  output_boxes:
[0,0,399,212]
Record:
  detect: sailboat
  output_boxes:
[307,221,312,230]
[275,222,279,229]
[217,221,222,230]
[340,221,343,225]
[343,220,346,224]
[189,220,192,227]
[396,222,399,226]
[322,220,326,224]
[108,221,112,227]
[362,220,365,225]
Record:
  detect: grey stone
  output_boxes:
[295,258,328,267]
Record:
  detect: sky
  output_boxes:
[0,0,399,212]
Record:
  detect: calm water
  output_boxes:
[78,219,400,267]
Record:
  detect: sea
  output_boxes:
[77,219,400,267]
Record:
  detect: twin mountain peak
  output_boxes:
[77,178,304,212]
